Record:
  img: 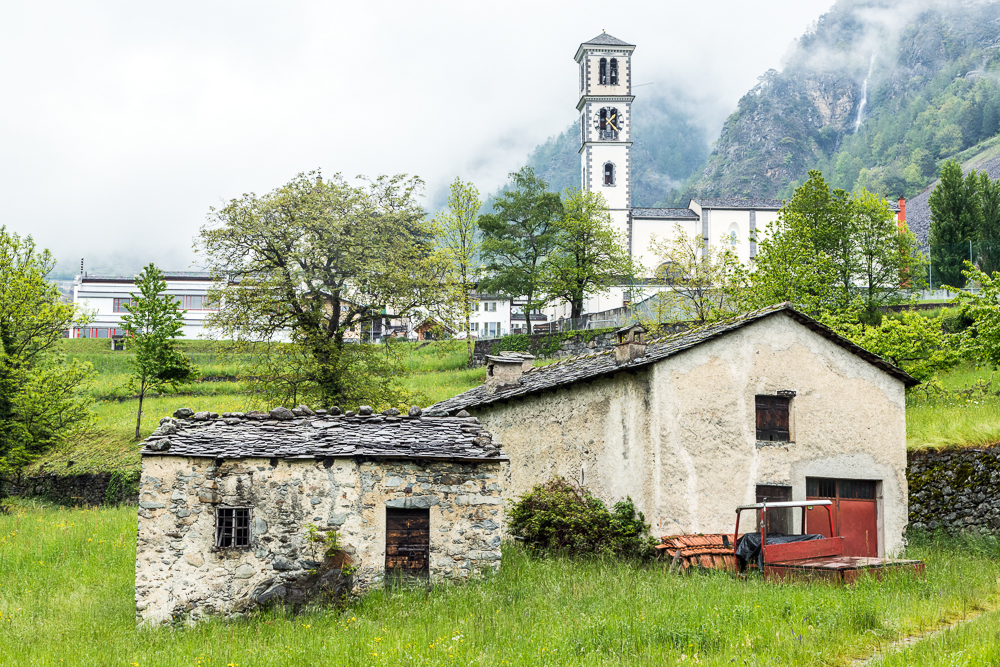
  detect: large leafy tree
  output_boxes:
[648,224,742,324]
[740,172,921,321]
[436,178,482,366]
[542,189,635,320]
[120,264,198,440]
[478,168,563,325]
[0,228,93,475]
[929,159,982,288]
[200,171,449,409]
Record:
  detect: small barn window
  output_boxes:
[604,162,615,185]
[755,395,790,442]
[599,58,607,85]
[215,507,251,548]
[609,58,619,85]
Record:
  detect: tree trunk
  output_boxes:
[134,384,145,441]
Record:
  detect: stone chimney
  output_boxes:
[614,323,647,365]
[484,352,535,392]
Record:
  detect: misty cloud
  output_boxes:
[1,0,835,276]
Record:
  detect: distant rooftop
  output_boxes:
[691,198,785,210]
[631,207,699,219]
[81,271,213,282]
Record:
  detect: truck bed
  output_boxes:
[764,555,926,583]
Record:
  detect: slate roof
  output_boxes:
[139,408,504,462]
[691,198,785,210]
[428,303,919,414]
[631,207,699,219]
[582,32,633,47]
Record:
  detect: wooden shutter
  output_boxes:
[385,508,429,579]
[755,395,790,442]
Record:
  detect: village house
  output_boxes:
[429,303,918,557]
[70,271,217,340]
[135,405,506,625]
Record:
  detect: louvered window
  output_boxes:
[755,395,790,442]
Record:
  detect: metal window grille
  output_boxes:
[215,507,251,548]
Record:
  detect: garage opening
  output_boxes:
[385,508,429,582]
[805,477,878,557]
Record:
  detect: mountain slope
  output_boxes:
[678,0,1000,204]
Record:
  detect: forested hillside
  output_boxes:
[519,0,1000,215]
[678,0,1000,203]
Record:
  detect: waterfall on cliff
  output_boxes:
[853,52,876,133]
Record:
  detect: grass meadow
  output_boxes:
[32,339,485,476]
[2,501,1000,666]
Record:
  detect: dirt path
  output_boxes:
[852,610,989,665]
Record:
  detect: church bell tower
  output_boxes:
[575,32,635,250]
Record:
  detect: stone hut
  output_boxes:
[135,405,506,625]
[429,303,918,558]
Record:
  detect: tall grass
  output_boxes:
[0,503,998,666]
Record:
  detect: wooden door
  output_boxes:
[756,485,792,535]
[806,478,878,557]
[385,508,429,579]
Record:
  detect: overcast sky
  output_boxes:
[2,0,835,274]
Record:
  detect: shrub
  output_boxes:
[506,477,656,560]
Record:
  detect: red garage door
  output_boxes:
[806,478,878,557]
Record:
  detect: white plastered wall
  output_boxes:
[473,312,908,555]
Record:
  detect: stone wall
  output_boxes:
[6,470,138,506]
[472,322,690,367]
[136,454,504,625]
[908,445,1000,533]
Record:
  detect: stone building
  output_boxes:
[429,303,918,557]
[135,405,506,625]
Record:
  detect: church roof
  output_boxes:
[631,207,699,219]
[582,32,633,47]
[427,303,919,415]
[692,198,785,210]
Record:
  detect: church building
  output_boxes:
[566,33,900,321]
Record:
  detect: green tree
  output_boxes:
[929,159,981,288]
[200,171,450,409]
[649,224,742,324]
[820,309,958,384]
[120,264,198,440]
[542,189,635,320]
[742,174,921,320]
[478,167,563,328]
[852,189,924,321]
[974,170,1000,276]
[0,228,93,475]
[947,262,1000,369]
[436,178,482,366]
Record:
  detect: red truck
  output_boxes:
[732,500,924,583]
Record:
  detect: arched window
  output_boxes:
[604,162,615,186]
[599,58,607,85]
[609,58,619,85]
[599,107,607,131]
